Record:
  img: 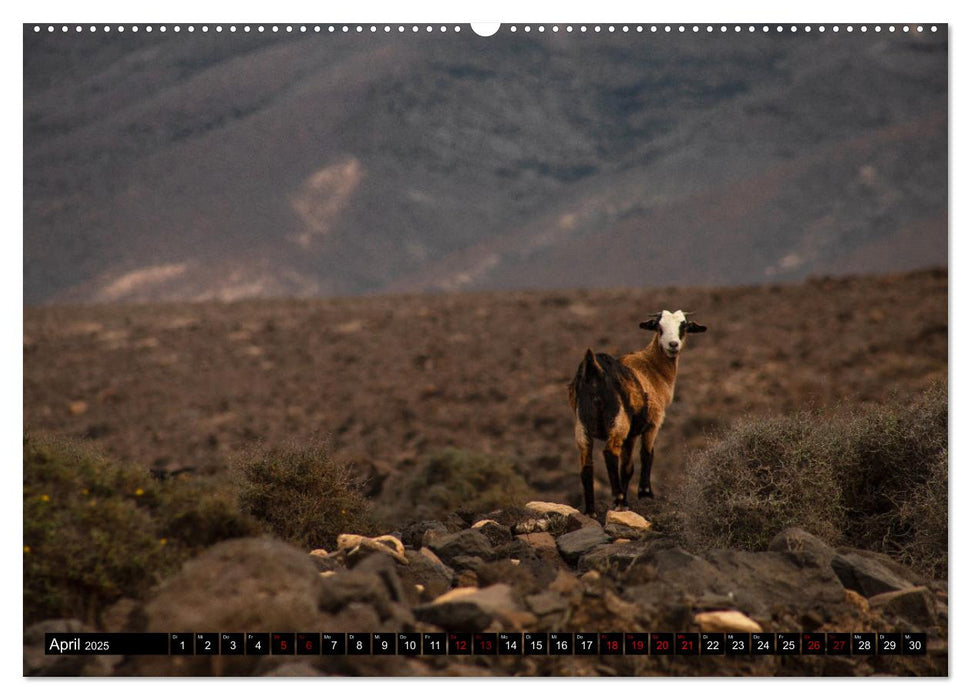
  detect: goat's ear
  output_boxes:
[686,322,707,333]
[639,319,659,331]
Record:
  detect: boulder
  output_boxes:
[555,526,610,565]
[869,586,937,627]
[768,527,837,567]
[604,510,652,539]
[831,552,914,597]
[133,537,326,675]
[702,550,846,617]
[414,584,532,631]
[427,529,494,568]
[694,610,763,633]
[624,546,846,618]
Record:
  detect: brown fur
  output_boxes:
[569,318,704,514]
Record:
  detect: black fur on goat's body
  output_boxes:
[569,349,650,515]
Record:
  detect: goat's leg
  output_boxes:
[577,424,596,516]
[638,427,657,499]
[603,429,627,510]
[617,438,636,510]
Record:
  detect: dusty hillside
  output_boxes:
[24,28,946,304]
[23,269,947,516]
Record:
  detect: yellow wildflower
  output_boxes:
[40,494,49,502]
[135,488,145,496]
[23,546,30,554]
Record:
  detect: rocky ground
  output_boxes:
[24,499,947,677]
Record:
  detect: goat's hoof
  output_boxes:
[612,502,629,512]
[638,488,654,499]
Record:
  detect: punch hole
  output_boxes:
[471,23,500,36]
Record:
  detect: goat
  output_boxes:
[568,310,707,515]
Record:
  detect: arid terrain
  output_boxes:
[24,268,947,514]
[22,269,948,677]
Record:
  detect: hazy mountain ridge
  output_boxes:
[24,28,946,304]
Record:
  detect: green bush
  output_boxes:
[679,382,947,579]
[23,433,261,625]
[397,448,533,521]
[236,442,375,550]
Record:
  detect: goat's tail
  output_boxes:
[568,348,605,412]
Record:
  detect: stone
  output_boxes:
[400,520,449,549]
[869,586,937,627]
[831,552,914,597]
[427,529,494,568]
[566,511,602,531]
[472,519,513,547]
[414,584,529,632]
[694,610,763,633]
[768,527,836,567]
[604,510,651,539]
[525,501,581,517]
[555,526,609,565]
[336,534,408,565]
[577,541,650,574]
[623,547,846,618]
[516,532,557,553]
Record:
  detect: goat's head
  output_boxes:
[639,310,707,358]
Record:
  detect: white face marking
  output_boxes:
[657,310,687,358]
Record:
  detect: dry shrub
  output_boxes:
[679,413,845,552]
[393,448,533,521]
[680,382,947,579]
[23,433,260,625]
[236,442,376,550]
